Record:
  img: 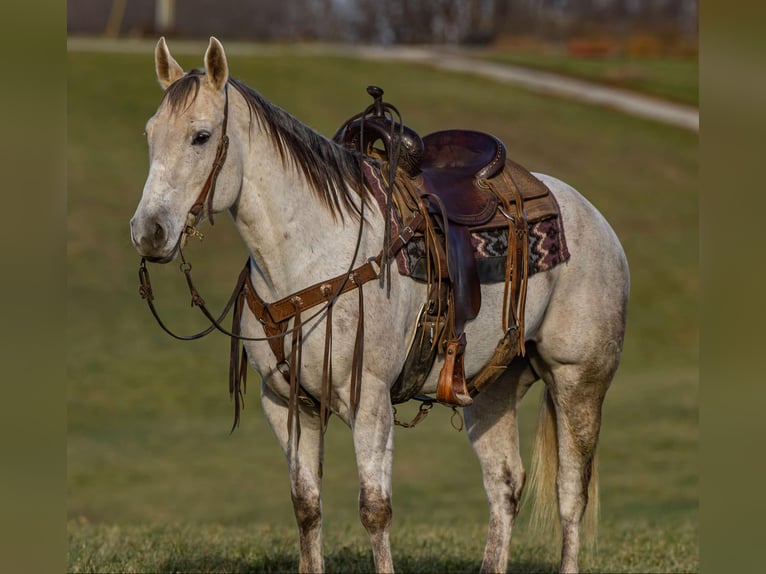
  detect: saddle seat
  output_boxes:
[417,130,505,226]
[415,129,553,229]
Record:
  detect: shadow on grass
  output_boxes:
[158,548,555,573]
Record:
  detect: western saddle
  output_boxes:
[334,86,559,407]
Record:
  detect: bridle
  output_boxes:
[137,83,230,341]
[138,82,238,342]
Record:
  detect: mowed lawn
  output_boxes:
[67,45,697,573]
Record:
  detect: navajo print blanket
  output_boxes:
[402,218,569,283]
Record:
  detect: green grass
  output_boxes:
[68,518,697,573]
[468,48,699,106]
[68,46,697,572]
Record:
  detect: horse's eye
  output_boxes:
[192,131,211,146]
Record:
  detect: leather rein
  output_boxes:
[137,80,417,436]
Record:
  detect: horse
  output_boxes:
[130,37,629,574]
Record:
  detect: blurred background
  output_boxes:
[68,0,698,50]
[67,2,697,572]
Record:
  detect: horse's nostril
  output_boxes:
[154,223,165,243]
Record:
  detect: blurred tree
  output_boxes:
[67,0,698,45]
[490,0,698,41]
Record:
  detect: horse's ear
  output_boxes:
[155,37,185,90]
[204,36,229,92]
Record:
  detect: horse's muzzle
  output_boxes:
[130,216,177,263]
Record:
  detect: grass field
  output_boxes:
[468,48,699,106]
[67,45,697,573]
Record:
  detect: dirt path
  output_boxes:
[68,37,698,132]
[350,45,698,132]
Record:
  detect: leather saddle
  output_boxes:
[334,86,557,407]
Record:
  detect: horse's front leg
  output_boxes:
[261,379,325,573]
[351,380,396,573]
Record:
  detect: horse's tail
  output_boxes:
[526,387,599,550]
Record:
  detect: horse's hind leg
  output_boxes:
[464,360,538,574]
[530,353,618,574]
[261,381,326,573]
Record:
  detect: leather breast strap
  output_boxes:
[240,259,377,441]
[243,257,379,377]
[242,211,423,372]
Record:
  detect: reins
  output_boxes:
[138,252,245,342]
[137,243,373,345]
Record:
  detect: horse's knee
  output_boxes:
[291,486,322,532]
[359,488,392,533]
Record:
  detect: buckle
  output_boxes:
[398,224,415,244]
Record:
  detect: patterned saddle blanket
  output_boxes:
[402,217,570,283]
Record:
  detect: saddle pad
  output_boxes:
[402,217,570,283]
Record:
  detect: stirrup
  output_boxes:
[436,339,473,407]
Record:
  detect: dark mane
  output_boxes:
[162,70,369,220]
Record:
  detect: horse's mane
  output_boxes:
[162,70,370,221]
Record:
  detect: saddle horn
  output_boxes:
[333,86,424,177]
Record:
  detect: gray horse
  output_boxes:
[130,37,629,574]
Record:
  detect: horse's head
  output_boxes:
[130,37,241,262]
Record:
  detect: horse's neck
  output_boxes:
[231,131,380,301]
